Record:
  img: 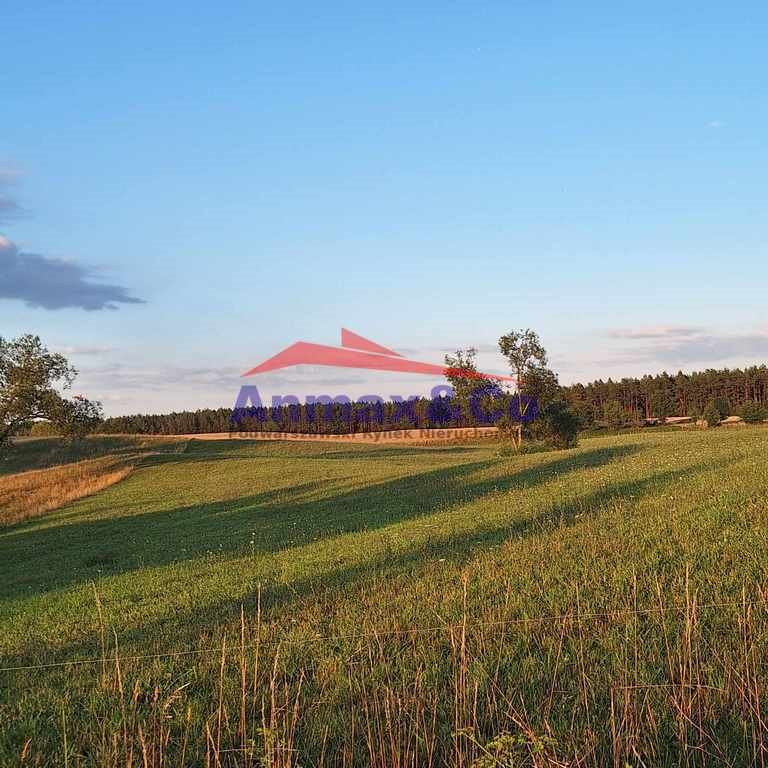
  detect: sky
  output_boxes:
[2,1,767,415]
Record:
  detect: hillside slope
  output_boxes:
[2,429,768,765]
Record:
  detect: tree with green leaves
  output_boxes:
[713,396,730,420]
[443,347,480,390]
[523,365,562,409]
[703,400,721,428]
[650,388,674,423]
[602,400,631,430]
[0,335,103,453]
[444,347,504,424]
[498,329,548,388]
[498,329,549,446]
[738,400,767,424]
[562,364,768,424]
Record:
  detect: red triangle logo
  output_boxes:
[340,328,402,357]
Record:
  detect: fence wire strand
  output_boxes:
[1,597,764,674]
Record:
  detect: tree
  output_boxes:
[0,335,103,452]
[498,329,548,387]
[498,329,548,446]
[444,348,503,423]
[444,347,481,397]
[53,394,104,439]
[602,400,630,430]
[523,365,562,409]
[702,400,721,428]
[713,396,730,420]
[649,374,675,423]
[557,364,768,425]
[739,400,767,424]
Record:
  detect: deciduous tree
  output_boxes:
[0,335,103,453]
[444,347,503,423]
[498,329,548,446]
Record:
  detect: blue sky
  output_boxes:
[2,1,767,414]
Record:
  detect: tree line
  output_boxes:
[99,331,580,448]
[7,333,768,452]
[8,331,572,448]
[98,399,483,436]
[98,364,768,436]
[563,365,768,427]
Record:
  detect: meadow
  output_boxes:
[2,428,768,766]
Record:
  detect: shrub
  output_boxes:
[703,401,722,428]
[541,400,580,448]
[739,400,767,424]
[507,400,580,450]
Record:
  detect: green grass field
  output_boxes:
[2,428,768,766]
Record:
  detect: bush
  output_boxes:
[738,400,767,424]
[703,401,722,428]
[496,400,579,453]
[541,400,580,448]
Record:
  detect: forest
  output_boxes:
[563,364,768,426]
[94,364,768,435]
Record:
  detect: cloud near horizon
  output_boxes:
[0,236,144,311]
[607,326,704,340]
[53,344,114,356]
[606,326,768,367]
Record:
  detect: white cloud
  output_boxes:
[53,345,114,356]
[607,326,703,340]
[603,325,768,368]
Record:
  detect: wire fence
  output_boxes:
[2,596,765,674]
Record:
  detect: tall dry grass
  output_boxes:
[0,457,133,526]
[0,436,186,526]
[14,580,768,767]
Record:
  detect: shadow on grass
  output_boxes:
[3,451,715,673]
[0,445,639,601]
[0,436,184,477]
